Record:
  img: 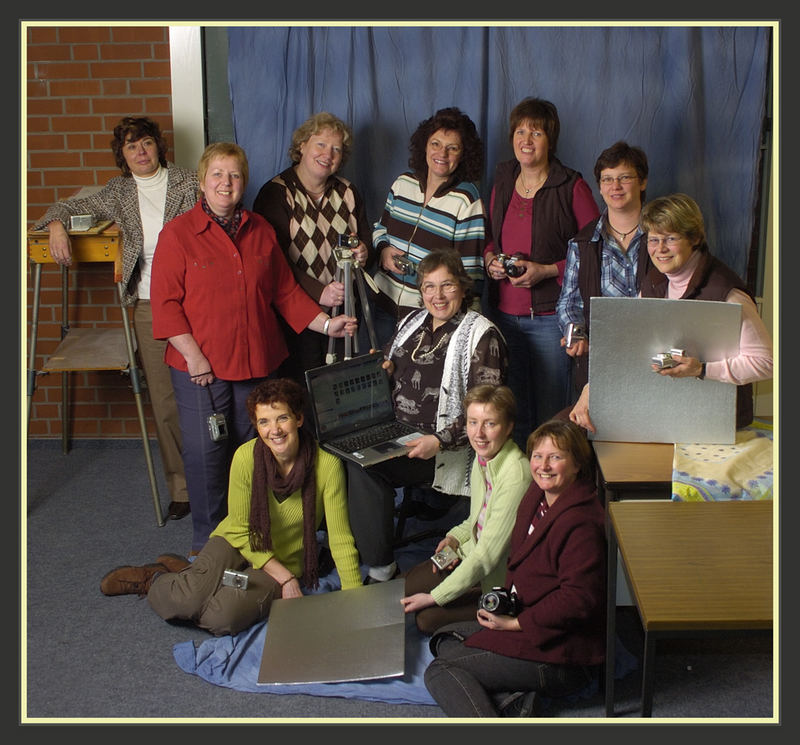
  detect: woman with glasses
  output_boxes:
[484,98,599,449]
[556,142,653,397]
[371,107,487,347]
[569,193,772,434]
[347,250,508,584]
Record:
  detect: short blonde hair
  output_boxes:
[640,193,706,247]
[197,142,249,192]
[463,385,517,427]
[288,112,353,165]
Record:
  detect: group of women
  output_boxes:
[44,99,773,718]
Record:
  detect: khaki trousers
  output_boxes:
[147,536,279,636]
[133,300,188,504]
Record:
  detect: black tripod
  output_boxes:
[326,241,379,364]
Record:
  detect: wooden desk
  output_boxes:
[27,223,165,526]
[593,440,674,502]
[605,500,773,717]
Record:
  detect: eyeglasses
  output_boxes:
[599,174,638,186]
[420,281,460,296]
[646,235,684,248]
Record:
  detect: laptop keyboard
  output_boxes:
[331,421,419,452]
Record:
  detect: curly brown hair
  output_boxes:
[408,107,484,184]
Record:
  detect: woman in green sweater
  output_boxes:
[100,379,362,636]
[401,385,532,634]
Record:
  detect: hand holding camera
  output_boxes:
[431,545,458,571]
[479,586,520,617]
[492,253,526,278]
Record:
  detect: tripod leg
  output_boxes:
[343,261,353,359]
[354,268,379,351]
[326,265,342,364]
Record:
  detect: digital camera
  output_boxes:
[565,322,587,348]
[222,569,249,590]
[393,255,416,275]
[431,545,458,570]
[652,348,686,370]
[337,233,360,249]
[479,587,520,616]
[495,253,526,278]
[207,412,228,442]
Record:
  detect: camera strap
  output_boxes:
[205,385,219,413]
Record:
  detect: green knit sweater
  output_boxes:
[210,439,362,590]
[430,437,532,607]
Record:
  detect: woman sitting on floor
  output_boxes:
[99,378,362,637]
[423,419,606,717]
[401,384,531,634]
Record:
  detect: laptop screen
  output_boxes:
[305,353,395,441]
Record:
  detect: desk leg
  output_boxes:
[27,263,42,426]
[60,268,69,454]
[605,511,618,716]
[641,632,656,717]
[117,284,165,527]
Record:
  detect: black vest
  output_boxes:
[488,158,582,314]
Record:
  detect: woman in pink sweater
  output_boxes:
[569,193,772,434]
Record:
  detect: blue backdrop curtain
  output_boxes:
[226,25,770,280]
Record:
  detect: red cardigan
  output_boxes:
[151,202,321,381]
[466,477,606,666]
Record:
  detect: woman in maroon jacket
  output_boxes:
[424,419,606,717]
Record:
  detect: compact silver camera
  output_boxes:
[222,569,249,590]
[393,255,416,275]
[652,348,686,370]
[565,322,587,348]
[479,587,520,616]
[431,545,458,570]
[494,253,525,278]
[207,412,228,442]
[338,233,360,249]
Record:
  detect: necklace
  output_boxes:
[410,328,450,363]
[607,221,638,240]
[519,171,546,196]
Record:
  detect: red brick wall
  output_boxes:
[26,25,175,439]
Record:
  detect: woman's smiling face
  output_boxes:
[529,435,580,503]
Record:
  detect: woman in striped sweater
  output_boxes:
[371,107,487,346]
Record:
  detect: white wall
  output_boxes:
[168,26,206,170]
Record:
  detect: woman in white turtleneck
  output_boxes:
[36,116,199,520]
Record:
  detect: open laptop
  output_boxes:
[304,351,427,468]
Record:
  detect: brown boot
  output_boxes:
[156,553,192,573]
[100,563,168,596]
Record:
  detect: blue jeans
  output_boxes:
[170,370,266,552]
[494,311,572,450]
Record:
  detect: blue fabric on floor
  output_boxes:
[174,615,438,705]
[172,568,438,705]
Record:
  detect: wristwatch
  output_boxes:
[698,362,706,380]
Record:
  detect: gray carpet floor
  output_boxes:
[23,438,776,724]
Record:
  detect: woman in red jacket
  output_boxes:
[423,419,606,717]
